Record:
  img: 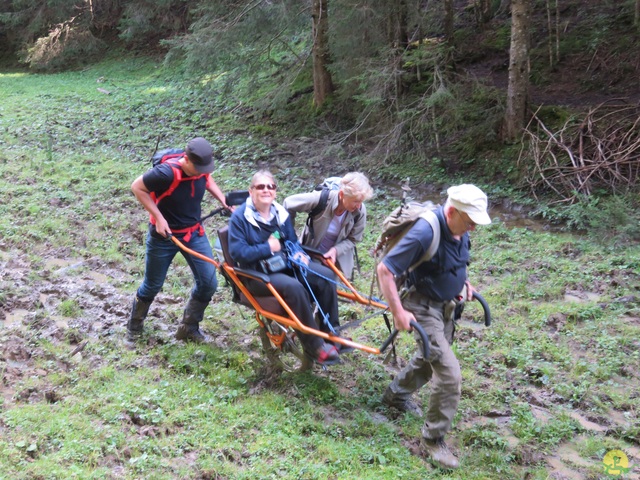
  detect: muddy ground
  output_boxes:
[2,226,639,479]
[1,139,638,477]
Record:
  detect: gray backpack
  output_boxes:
[374,200,441,285]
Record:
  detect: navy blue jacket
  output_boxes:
[383,207,470,301]
[228,200,299,269]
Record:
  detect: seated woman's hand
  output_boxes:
[323,247,337,264]
[268,235,282,252]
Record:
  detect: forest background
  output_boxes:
[0,0,639,479]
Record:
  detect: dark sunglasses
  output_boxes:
[252,183,277,191]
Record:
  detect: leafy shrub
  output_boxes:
[22,22,105,71]
[538,193,640,241]
[118,0,190,49]
[57,299,82,317]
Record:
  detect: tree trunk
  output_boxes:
[444,0,454,44]
[389,0,408,97]
[312,0,334,108]
[475,0,492,25]
[546,0,560,67]
[389,0,408,48]
[503,0,530,142]
[546,0,553,67]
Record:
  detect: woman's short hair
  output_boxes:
[340,172,373,201]
[250,170,275,187]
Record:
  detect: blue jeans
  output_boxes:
[136,230,218,303]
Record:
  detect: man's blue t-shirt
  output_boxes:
[382,208,470,302]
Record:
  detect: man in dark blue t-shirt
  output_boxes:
[128,137,229,343]
[377,184,491,470]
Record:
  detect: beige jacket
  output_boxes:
[283,189,366,279]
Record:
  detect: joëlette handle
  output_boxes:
[472,291,492,327]
[380,320,430,359]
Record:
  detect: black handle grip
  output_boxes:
[410,321,430,359]
[380,329,400,353]
[472,291,492,327]
[380,320,430,359]
[200,207,226,222]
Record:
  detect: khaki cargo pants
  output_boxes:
[387,291,462,441]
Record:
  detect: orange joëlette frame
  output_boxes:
[169,234,389,355]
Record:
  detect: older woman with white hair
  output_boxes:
[283,172,374,280]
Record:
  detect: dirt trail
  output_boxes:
[2,244,638,477]
[1,146,638,476]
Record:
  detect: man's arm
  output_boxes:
[131,175,170,237]
[206,177,230,209]
[464,279,476,301]
[376,261,415,331]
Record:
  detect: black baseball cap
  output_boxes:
[185,137,215,174]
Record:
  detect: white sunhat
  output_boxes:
[447,184,491,225]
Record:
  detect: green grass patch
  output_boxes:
[1,55,639,479]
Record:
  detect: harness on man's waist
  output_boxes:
[169,223,204,242]
[149,159,211,240]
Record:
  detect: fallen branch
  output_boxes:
[522,102,640,202]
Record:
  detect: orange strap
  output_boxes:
[170,223,204,243]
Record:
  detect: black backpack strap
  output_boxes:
[149,135,162,162]
[382,312,397,364]
[306,187,330,240]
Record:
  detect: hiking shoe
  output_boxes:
[381,387,423,417]
[334,337,355,354]
[337,343,355,354]
[175,324,209,343]
[422,437,459,470]
[315,343,340,365]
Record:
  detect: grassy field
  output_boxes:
[0,56,639,479]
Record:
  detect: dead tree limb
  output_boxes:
[522,103,640,202]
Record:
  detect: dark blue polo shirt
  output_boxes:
[382,208,470,301]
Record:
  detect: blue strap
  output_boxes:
[284,240,388,332]
[284,240,338,334]
[284,241,384,301]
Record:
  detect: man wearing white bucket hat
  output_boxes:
[377,184,491,469]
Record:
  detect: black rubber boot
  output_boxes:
[175,296,210,343]
[127,295,152,341]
